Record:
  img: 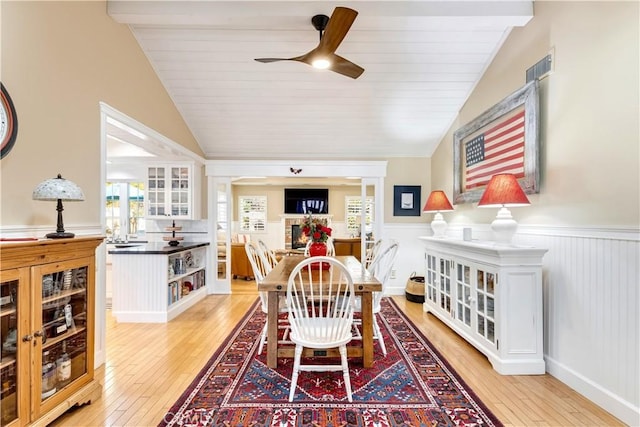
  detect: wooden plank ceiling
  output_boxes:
[108,1,533,160]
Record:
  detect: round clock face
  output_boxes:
[1,84,18,159]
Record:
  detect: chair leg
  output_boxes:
[289,345,303,402]
[339,345,353,402]
[373,316,387,357]
[258,323,267,355]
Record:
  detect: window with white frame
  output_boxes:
[106,181,145,241]
[239,196,267,233]
[345,196,374,235]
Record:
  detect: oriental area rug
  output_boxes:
[159,298,502,427]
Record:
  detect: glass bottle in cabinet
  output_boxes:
[41,350,57,400]
[56,341,71,389]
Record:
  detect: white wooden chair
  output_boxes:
[303,238,335,257]
[245,241,289,355]
[363,238,383,269]
[286,256,356,402]
[257,239,278,270]
[353,242,399,356]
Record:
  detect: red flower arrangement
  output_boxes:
[300,215,332,243]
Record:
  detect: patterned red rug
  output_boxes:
[159,298,502,426]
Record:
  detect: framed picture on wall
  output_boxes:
[393,185,421,216]
[453,80,540,204]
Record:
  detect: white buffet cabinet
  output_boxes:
[109,242,209,323]
[419,236,548,375]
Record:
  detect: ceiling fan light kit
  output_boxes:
[254,7,364,79]
[312,58,331,69]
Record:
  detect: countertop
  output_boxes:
[108,241,209,255]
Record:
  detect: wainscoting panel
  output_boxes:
[507,226,639,425]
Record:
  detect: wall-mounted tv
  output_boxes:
[284,188,329,214]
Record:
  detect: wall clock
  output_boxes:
[1,83,18,159]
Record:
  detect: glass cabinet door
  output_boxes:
[34,259,92,410]
[456,263,472,327]
[147,166,166,217]
[0,270,24,426]
[425,254,438,305]
[476,269,497,345]
[439,258,453,315]
[169,167,190,217]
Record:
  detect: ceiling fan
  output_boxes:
[254,7,364,79]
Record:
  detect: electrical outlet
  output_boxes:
[390,269,396,279]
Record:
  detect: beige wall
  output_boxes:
[231,156,431,225]
[431,1,639,227]
[232,184,375,222]
[385,157,431,223]
[0,1,201,228]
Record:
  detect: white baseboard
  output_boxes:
[545,356,640,426]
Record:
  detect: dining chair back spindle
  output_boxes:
[286,256,356,402]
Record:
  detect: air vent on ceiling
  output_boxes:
[526,52,553,82]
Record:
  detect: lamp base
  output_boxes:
[430,213,448,238]
[491,207,517,244]
[46,231,75,239]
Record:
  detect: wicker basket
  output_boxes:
[405,272,425,303]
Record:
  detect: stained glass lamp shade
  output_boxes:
[32,173,85,239]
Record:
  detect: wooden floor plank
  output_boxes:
[49,281,624,427]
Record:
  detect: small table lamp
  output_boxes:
[423,190,454,238]
[477,174,530,244]
[32,173,85,239]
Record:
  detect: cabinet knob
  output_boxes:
[34,330,45,338]
[22,334,33,342]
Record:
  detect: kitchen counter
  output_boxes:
[109,242,210,323]
[108,241,208,255]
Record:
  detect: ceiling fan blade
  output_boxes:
[329,54,364,79]
[254,57,292,63]
[317,7,358,54]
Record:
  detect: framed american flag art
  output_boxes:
[453,80,540,204]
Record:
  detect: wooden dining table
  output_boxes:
[259,255,382,369]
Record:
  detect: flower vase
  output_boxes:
[308,242,330,269]
[309,242,327,257]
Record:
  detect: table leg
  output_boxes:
[361,291,374,368]
[266,290,279,368]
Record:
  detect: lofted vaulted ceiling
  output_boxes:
[107,1,533,160]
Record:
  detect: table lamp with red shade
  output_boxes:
[477,174,530,244]
[423,190,454,238]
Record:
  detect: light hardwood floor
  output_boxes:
[51,279,625,427]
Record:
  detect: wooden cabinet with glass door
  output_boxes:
[0,236,102,427]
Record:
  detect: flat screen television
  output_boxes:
[284,188,329,214]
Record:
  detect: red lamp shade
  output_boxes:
[477,174,530,207]
[423,190,454,212]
